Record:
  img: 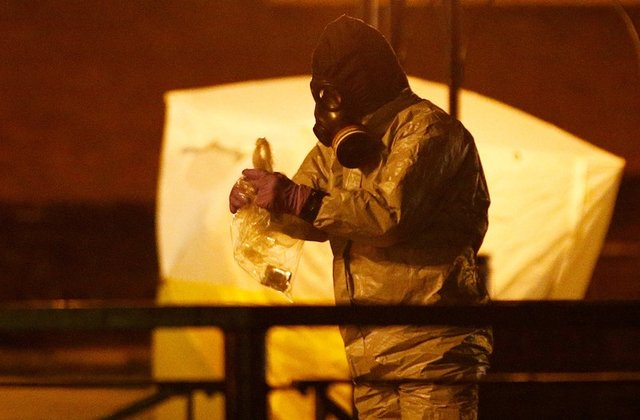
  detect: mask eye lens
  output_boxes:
[317,86,341,111]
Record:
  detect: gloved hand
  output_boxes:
[229,169,326,221]
[241,169,314,217]
[229,177,253,214]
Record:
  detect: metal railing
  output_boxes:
[1,301,639,419]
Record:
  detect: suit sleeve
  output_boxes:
[312,117,473,247]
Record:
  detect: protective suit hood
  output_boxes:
[311,15,409,118]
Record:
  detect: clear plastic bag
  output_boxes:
[230,138,303,299]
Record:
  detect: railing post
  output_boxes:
[446,0,462,120]
[224,327,268,420]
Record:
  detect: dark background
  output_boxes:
[1,1,638,302]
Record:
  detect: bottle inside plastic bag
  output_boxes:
[230,138,303,299]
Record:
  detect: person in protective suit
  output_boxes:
[229,15,492,419]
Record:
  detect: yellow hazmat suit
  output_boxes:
[292,86,492,418]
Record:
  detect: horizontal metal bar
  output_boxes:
[0,301,638,331]
[482,371,640,383]
[0,379,224,391]
[3,372,640,391]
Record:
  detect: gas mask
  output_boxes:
[311,80,378,169]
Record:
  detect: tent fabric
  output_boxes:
[155,76,624,418]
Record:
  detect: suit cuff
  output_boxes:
[299,188,327,223]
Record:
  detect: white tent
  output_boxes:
[154,76,624,418]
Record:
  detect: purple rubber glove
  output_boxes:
[229,177,253,214]
[242,169,312,216]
